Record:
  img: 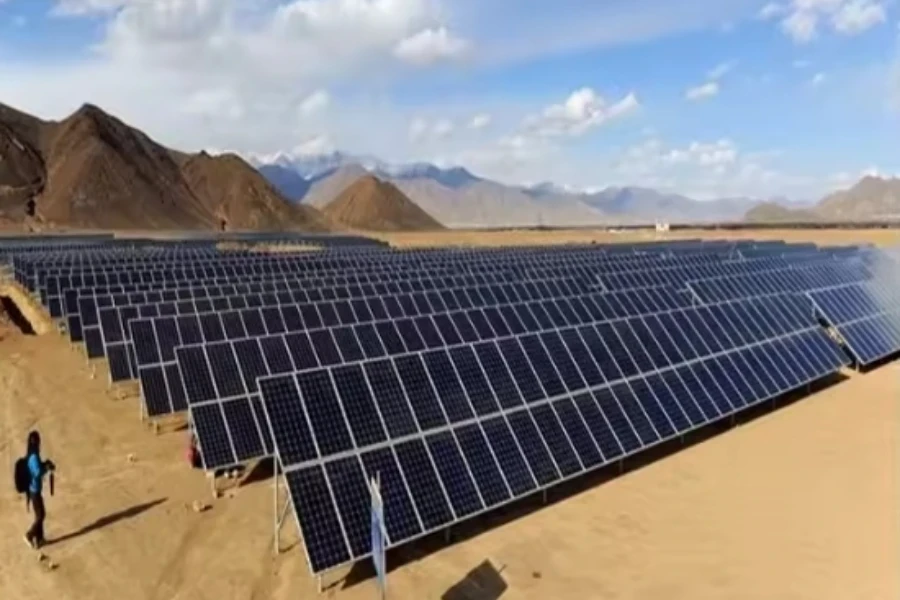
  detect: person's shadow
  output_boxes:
[46,498,167,547]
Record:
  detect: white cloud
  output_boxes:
[811,71,827,85]
[524,88,639,138]
[467,113,492,130]
[707,60,736,79]
[760,2,787,19]
[181,88,245,120]
[685,81,720,101]
[432,118,455,138]
[409,116,456,142]
[771,0,887,42]
[832,0,886,34]
[52,0,127,15]
[297,89,330,116]
[393,26,470,66]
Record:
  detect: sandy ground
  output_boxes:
[0,229,898,600]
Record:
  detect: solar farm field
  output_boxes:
[0,229,898,600]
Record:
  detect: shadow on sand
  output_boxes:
[46,497,167,547]
[441,559,508,600]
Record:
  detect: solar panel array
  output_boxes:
[4,234,897,578]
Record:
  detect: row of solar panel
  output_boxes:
[133,286,686,415]
[76,272,586,341]
[184,293,833,472]
[89,275,594,367]
[270,326,847,573]
[687,260,870,304]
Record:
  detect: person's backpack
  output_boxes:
[14,456,30,494]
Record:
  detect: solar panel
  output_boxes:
[808,281,900,365]
[260,294,849,574]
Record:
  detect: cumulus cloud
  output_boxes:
[393,26,470,65]
[467,113,492,130]
[409,116,455,141]
[811,71,827,85]
[524,88,639,137]
[762,0,887,42]
[297,89,330,116]
[685,81,720,101]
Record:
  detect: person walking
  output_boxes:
[22,431,55,550]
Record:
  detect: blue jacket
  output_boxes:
[27,454,45,495]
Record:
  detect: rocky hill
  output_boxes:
[322,175,444,231]
[742,176,900,223]
[0,102,330,231]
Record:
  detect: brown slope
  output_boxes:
[323,174,444,231]
[816,176,900,220]
[180,152,331,231]
[744,201,820,223]
[38,104,212,228]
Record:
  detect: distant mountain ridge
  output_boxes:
[742,176,900,222]
[323,174,444,232]
[252,150,766,227]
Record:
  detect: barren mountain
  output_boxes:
[817,176,900,220]
[0,102,330,230]
[742,176,900,222]
[322,175,443,231]
[181,152,330,231]
[744,201,820,223]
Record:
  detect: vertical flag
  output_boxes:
[370,473,387,599]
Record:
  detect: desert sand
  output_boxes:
[1,229,898,600]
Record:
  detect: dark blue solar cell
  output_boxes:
[221,398,264,462]
[425,432,483,518]
[530,404,582,477]
[431,314,462,346]
[539,331,586,392]
[318,303,340,327]
[297,370,354,455]
[645,373,689,431]
[286,466,351,573]
[629,376,675,438]
[260,307,286,334]
[177,314,203,346]
[593,386,641,453]
[332,364,387,448]
[519,334,566,398]
[375,321,406,356]
[192,403,235,469]
[497,338,544,403]
[309,330,342,367]
[364,360,417,438]
[422,350,473,423]
[394,354,447,431]
[281,305,303,332]
[559,329,605,387]
[232,338,269,393]
[284,332,319,371]
[206,341,245,398]
[396,319,425,352]
[153,317,180,362]
[260,336,294,374]
[177,346,217,404]
[354,323,386,359]
[299,304,323,329]
[552,397,603,468]
[677,364,721,419]
[455,424,511,507]
[715,355,756,407]
[334,301,356,325]
[140,365,172,417]
[449,345,500,416]
[413,317,444,349]
[578,325,623,382]
[482,307,511,338]
[480,416,537,497]
[221,311,246,339]
[572,392,623,461]
[498,305,526,335]
[332,327,365,363]
[324,456,374,558]
[472,342,523,410]
[394,439,454,529]
[506,410,560,485]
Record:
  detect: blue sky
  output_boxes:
[0,0,897,200]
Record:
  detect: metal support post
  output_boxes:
[273,469,279,555]
[542,489,548,504]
